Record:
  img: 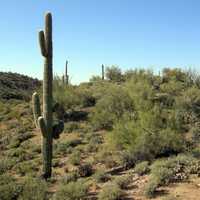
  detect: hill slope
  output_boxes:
[0,72,41,101]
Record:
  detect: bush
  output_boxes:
[134,161,150,176]
[0,174,22,200]
[144,176,159,198]
[144,154,200,197]
[114,175,132,189]
[64,122,80,133]
[105,66,122,82]
[18,177,47,200]
[98,184,122,200]
[69,150,81,165]
[94,170,110,183]
[53,181,88,200]
[91,85,134,130]
[54,139,82,156]
[0,158,14,174]
[61,171,79,184]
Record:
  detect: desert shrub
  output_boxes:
[91,86,134,130]
[0,174,22,200]
[96,149,118,168]
[144,176,159,198]
[54,139,82,156]
[7,147,34,162]
[8,131,33,149]
[53,180,88,200]
[53,77,81,110]
[120,150,136,169]
[134,161,150,176]
[14,161,38,176]
[18,177,47,200]
[0,158,15,174]
[93,170,110,183]
[69,150,81,165]
[78,163,93,177]
[64,122,80,133]
[105,66,122,82]
[144,154,200,197]
[98,183,122,200]
[114,175,132,189]
[61,171,79,184]
[85,134,102,152]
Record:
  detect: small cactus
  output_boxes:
[32,12,63,179]
[102,64,104,80]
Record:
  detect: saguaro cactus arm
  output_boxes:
[32,92,41,127]
[39,31,47,57]
[38,116,47,137]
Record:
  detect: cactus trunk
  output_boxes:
[65,60,69,85]
[102,64,104,80]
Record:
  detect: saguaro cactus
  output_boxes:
[65,60,69,85]
[32,12,63,179]
[102,64,104,80]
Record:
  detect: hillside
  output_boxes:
[0,72,41,101]
[1,68,200,200]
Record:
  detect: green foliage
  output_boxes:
[98,183,122,200]
[93,169,110,183]
[61,171,79,184]
[0,174,22,200]
[144,154,200,197]
[134,161,150,175]
[18,177,47,200]
[114,175,132,189]
[105,66,122,82]
[69,150,81,165]
[53,180,88,200]
[91,85,134,130]
[144,176,159,198]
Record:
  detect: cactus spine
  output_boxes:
[102,64,104,80]
[65,60,69,85]
[32,12,54,179]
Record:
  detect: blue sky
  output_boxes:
[0,0,200,83]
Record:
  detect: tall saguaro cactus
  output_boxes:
[65,60,69,85]
[32,12,63,179]
[102,64,104,80]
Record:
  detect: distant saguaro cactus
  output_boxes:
[32,12,63,179]
[65,60,69,85]
[102,64,104,80]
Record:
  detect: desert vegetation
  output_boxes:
[1,12,200,200]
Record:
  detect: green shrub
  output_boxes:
[98,184,122,200]
[144,154,200,198]
[18,177,47,200]
[61,171,79,184]
[93,170,110,183]
[114,175,132,189]
[90,86,134,130]
[69,150,81,165]
[0,158,15,174]
[64,122,80,133]
[105,66,122,82]
[134,161,150,176]
[54,139,82,156]
[53,181,88,200]
[0,174,22,200]
[144,176,159,198]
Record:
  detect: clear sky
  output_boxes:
[0,0,200,83]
